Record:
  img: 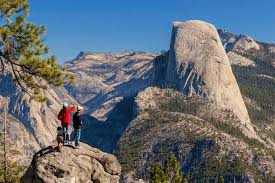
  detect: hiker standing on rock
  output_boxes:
[71,106,84,149]
[58,103,76,144]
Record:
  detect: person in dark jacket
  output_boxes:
[58,103,76,144]
[72,106,83,148]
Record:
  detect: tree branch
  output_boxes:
[10,63,30,94]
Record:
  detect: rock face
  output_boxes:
[269,46,275,53]
[165,20,255,135]
[233,35,260,51]
[218,29,260,51]
[218,28,275,126]
[21,143,121,183]
[64,51,156,121]
[0,51,156,167]
[0,103,40,165]
[0,75,77,165]
[60,52,156,153]
[227,51,255,67]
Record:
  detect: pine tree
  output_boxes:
[0,100,25,183]
[165,153,183,183]
[150,163,168,183]
[150,153,185,183]
[219,176,225,183]
[0,0,73,101]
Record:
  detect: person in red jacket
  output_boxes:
[58,103,76,144]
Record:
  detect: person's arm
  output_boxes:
[68,106,76,113]
[79,115,83,127]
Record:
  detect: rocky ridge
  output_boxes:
[21,143,121,183]
[218,29,260,52]
[117,87,275,182]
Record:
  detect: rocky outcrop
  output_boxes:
[21,143,121,183]
[165,20,256,136]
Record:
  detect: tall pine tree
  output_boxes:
[0,100,25,183]
[150,163,169,183]
[0,0,73,101]
[150,153,186,183]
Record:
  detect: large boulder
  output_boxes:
[165,20,256,137]
[21,143,121,183]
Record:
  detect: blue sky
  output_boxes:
[28,0,275,63]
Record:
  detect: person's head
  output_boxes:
[63,103,68,109]
[57,126,62,131]
[77,106,83,112]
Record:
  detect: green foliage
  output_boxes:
[0,0,74,101]
[0,101,25,182]
[0,156,25,183]
[116,142,142,173]
[219,176,225,183]
[232,53,274,124]
[158,92,202,115]
[150,163,168,183]
[190,155,246,183]
[165,153,183,183]
[0,132,25,183]
[150,153,184,183]
[158,92,265,149]
[206,116,265,149]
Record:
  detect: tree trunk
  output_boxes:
[2,100,8,182]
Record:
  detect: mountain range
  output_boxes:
[1,20,274,182]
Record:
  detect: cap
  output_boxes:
[77,106,83,111]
